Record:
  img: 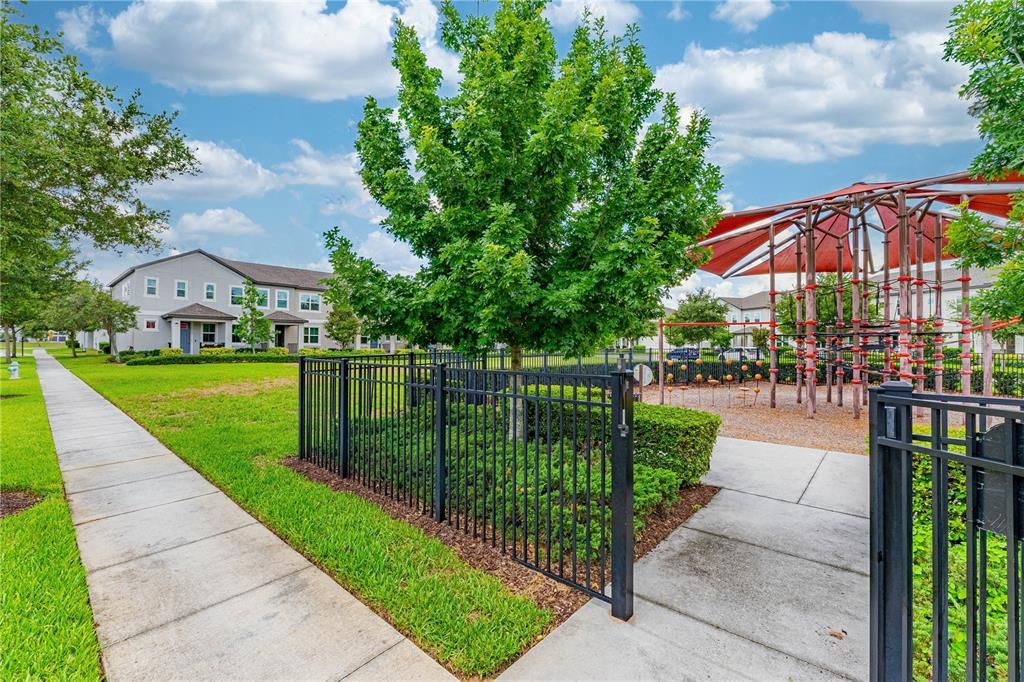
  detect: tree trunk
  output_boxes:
[71,329,78,358]
[4,326,13,362]
[107,324,119,362]
[507,344,525,440]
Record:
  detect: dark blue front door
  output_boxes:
[180,322,191,354]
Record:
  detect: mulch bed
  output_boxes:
[283,457,716,631]
[644,382,874,454]
[0,490,41,519]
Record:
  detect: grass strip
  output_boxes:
[57,351,550,677]
[0,353,102,680]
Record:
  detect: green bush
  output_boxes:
[633,403,720,485]
[98,342,110,354]
[199,347,235,355]
[264,346,289,356]
[159,347,182,356]
[64,339,80,349]
[513,384,719,486]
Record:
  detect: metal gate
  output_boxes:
[298,356,636,619]
[870,381,1024,680]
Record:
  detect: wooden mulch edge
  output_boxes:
[0,489,42,519]
[283,456,717,673]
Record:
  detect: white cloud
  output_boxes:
[103,0,457,102]
[279,140,360,187]
[851,0,956,35]
[668,2,689,22]
[356,231,424,276]
[655,30,972,165]
[172,208,264,244]
[57,5,107,53]
[712,0,776,33]
[142,140,279,200]
[544,0,641,34]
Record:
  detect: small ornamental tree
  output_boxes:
[324,300,360,349]
[44,280,99,358]
[235,280,271,352]
[91,284,139,362]
[751,326,770,355]
[664,289,730,347]
[326,0,721,368]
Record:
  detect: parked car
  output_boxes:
[666,347,700,361]
[718,348,749,362]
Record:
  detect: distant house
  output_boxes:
[720,292,770,347]
[79,250,402,354]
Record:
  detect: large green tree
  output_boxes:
[326,0,721,365]
[663,288,730,347]
[943,0,1024,333]
[1,3,196,357]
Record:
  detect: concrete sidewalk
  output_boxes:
[35,351,453,681]
[500,436,869,681]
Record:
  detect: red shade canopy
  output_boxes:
[699,171,1021,278]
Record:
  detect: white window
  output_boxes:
[299,293,321,312]
[256,288,270,308]
[303,326,320,345]
[230,286,244,305]
[175,280,188,299]
[202,323,216,343]
[144,318,158,331]
[204,283,216,301]
[145,277,158,297]
[275,290,289,310]
[121,281,131,298]
[743,314,749,323]
[231,324,242,343]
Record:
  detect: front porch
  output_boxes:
[163,303,236,355]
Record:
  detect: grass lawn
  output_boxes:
[0,353,102,680]
[56,350,550,677]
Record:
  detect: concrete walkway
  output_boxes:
[501,436,869,681]
[34,351,453,681]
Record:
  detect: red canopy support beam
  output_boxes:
[795,225,805,404]
[982,315,993,396]
[850,204,862,419]
[658,319,665,405]
[960,195,972,396]
[768,223,778,409]
[861,211,871,406]
[882,211,894,382]
[897,190,912,381]
[913,211,926,410]
[835,233,844,407]
[933,216,945,395]
[805,206,818,418]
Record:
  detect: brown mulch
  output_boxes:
[644,382,874,454]
[1,490,41,518]
[283,456,716,631]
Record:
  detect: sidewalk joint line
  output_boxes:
[796,450,829,505]
[91,521,261,573]
[337,639,404,681]
[66,466,196,495]
[102,565,316,649]
[61,453,172,473]
[73,491,221,527]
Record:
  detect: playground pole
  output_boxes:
[768,222,778,409]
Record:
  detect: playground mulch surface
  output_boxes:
[642,382,872,455]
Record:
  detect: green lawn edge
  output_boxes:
[0,352,103,681]
[56,351,551,677]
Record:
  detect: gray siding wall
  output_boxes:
[109,252,340,352]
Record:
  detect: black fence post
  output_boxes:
[298,356,306,460]
[433,363,447,522]
[869,380,914,681]
[610,369,635,622]
[408,351,419,408]
[339,358,350,478]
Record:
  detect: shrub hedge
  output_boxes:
[126,352,298,366]
[159,347,182,356]
[515,384,720,486]
[199,347,236,355]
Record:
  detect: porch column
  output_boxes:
[170,320,181,349]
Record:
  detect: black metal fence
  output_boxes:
[298,356,636,619]
[869,382,1024,680]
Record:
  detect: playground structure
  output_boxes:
[657,170,1023,419]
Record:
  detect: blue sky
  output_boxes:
[24,0,980,301]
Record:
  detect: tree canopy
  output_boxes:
[325,300,361,350]
[326,0,721,360]
[663,289,729,347]
[775,273,881,336]
[944,0,1024,331]
[235,280,272,352]
[1,4,196,352]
